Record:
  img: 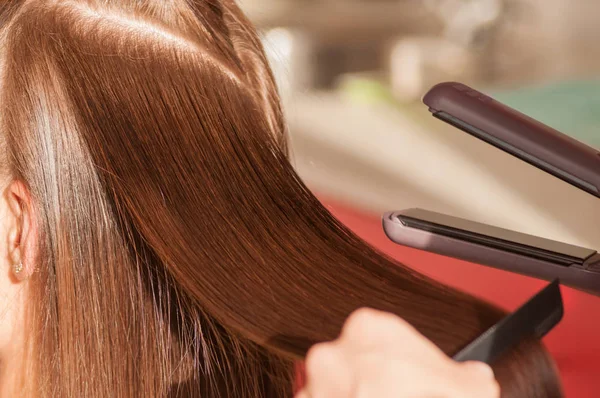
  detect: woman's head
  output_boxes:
[0,1,562,397]
[0,1,288,395]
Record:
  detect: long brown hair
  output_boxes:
[0,0,562,396]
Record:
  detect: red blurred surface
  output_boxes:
[319,197,600,397]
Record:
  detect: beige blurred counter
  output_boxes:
[285,93,600,249]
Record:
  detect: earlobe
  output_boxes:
[12,261,24,281]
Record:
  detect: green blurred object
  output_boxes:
[492,80,600,149]
[339,77,600,149]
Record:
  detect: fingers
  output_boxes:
[301,308,502,398]
[461,361,496,380]
[454,361,501,398]
[294,390,310,398]
[303,341,353,398]
[341,308,416,343]
[340,308,446,358]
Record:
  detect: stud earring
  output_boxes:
[13,262,23,275]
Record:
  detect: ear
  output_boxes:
[6,180,37,282]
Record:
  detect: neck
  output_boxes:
[0,351,21,397]
[0,290,26,397]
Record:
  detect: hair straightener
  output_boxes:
[383,82,600,295]
[380,81,600,361]
[422,82,600,197]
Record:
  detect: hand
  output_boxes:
[297,308,500,398]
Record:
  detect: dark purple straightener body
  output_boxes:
[423,82,600,198]
[383,208,600,295]
[383,81,600,296]
[381,81,591,362]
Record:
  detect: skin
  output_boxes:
[297,308,501,398]
[0,178,36,398]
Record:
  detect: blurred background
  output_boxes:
[239,2,600,395]
[240,0,600,250]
